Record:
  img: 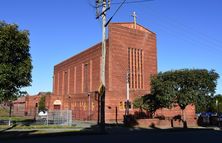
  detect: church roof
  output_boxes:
[54,22,154,68]
[109,22,155,34]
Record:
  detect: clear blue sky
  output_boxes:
[0,0,221,95]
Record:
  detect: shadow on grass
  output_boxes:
[0,124,17,132]
[16,119,36,126]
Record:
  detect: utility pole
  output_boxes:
[101,1,106,87]
[216,99,219,115]
[96,0,110,132]
[101,0,106,132]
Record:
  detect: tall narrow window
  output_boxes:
[131,48,134,88]
[140,49,143,89]
[59,71,63,95]
[128,48,130,72]
[57,73,60,95]
[128,48,143,89]
[64,71,68,95]
[67,69,70,95]
[128,48,131,88]
[138,49,140,89]
[84,64,89,92]
[69,67,74,94]
[54,73,58,95]
[74,66,76,94]
[134,49,137,89]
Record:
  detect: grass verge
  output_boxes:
[0,116,33,122]
[0,124,79,129]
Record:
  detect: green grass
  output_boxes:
[0,124,79,129]
[31,129,81,135]
[0,125,82,139]
[0,116,79,130]
[0,116,32,122]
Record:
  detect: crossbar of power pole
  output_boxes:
[96,7,110,19]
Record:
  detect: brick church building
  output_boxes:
[51,22,158,121]
[13,22,196,125]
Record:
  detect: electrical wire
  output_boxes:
[145,7,222,53]
[88,0,154,8]
[112,0,154,5]
[105,0,127,27]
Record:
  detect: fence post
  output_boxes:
[46,111,48,126]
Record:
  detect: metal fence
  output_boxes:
[37,110,72,126]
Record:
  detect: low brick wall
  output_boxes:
[136,118,197,128]
[136,119,159,128]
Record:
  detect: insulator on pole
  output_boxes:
[96,0,99,18]
[108,0,111,8]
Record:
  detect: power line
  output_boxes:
[112,0,154,5]
[105,0,127,27]
[145,6,222,53]
[88,0,154,8]
[87,0,97,8]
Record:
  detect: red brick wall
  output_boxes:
[133,105,196,128]
[12,96,26,116]
[105,23,157,121]
[51,41,107,120]
[155,104,196,119]
[43,93,98,121]
[155,104,197,127]
[53,42,104,96]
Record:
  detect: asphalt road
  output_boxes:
[1,127,222,143]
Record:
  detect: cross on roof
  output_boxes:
[131,11,137,29]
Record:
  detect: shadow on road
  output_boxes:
[1,124,222,143]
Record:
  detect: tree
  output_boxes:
[38,96,46,113]
[133,94,156,118]
[150,69,219,128]
[0,21,32,119]
[150,78,177,109]
[133,96,144,111]
[214,95,222,113]
[133,95,153,111]
[207,94,222,113]
[194,94,210,113]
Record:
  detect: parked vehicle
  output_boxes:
[198,112,222,126]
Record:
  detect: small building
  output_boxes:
[13,92,51,118]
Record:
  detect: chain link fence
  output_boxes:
[37,110,72,126]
